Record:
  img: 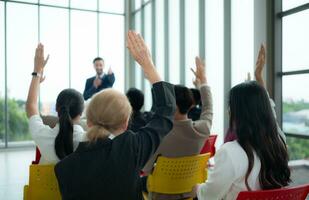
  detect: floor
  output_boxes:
[0,148,308,200]
[0,148,35,200]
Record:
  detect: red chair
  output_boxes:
[236,184,309,200]
[32,147,42,164]
[200,135,217,157]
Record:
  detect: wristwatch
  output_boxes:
[31,72,42,77]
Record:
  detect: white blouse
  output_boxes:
[197,141,261,200]
[29,115,86,164]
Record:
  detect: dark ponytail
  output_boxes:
[55,89,84,160]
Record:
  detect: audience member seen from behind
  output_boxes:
[194,45,290,200]
[143,57,213,199]
[126,88,147,132]
[26,44,85,164]
[54,31,176,200]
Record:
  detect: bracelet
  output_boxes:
[31,72,42,77]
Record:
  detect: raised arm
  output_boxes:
[127,30,176,167]
[26,43,49,118]
[255,44,286,142]
[191,57,213,136]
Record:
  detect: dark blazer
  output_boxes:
[83,73,115,100]
[54,82,176,200]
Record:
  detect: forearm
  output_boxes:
[26,77,40,118]
[143,63,162,84]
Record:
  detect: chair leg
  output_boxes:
[23,185,29,200]
[142,192,149,200]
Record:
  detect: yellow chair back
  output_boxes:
[23,164,61,200]
[147,153,210,195]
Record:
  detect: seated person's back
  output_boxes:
[126,87,147,132]
[26,44,85,164]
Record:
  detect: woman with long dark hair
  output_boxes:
[26,44,85,164]
[194,45,290,200]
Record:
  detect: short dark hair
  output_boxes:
[174,85,194,114]
[190,88,201,106]
[126,88,144,112]
[93,57,104,64]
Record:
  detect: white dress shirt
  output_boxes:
[29,115,86,164]
[197,141,261,200]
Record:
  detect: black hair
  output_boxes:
[190,88,201,106]
[55,89,84,160]
[229,81,290,190]
[126,88,144,112]
[174,85,194,115]
[93,57,104,64]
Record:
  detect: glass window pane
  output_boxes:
[40,7,69,115]
[134,11,142,89]
[7,3,38,142]
[10,0,37,3]
[135,0,142,10]
[206,0,224,144]
[71,11,97,94]
[70,0,97,10]
[168,0,180,84]
[144,4,152,111]
[283,74,309,136]
[286,137,309,161]
[155,0,165,80]
[185,0,199,88]
[282,10,309,72]
[99,14,125,93]
[283,0,309,11]
[0,1,4,146]
[231,0,254,86]
[100,0,124,14]
[40,0,68,7]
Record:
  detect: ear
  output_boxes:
[123,117,130,131]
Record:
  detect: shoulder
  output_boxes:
[86,76,95,82]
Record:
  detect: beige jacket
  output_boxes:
[143,84,213,174]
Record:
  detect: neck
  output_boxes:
[174,113,188,121]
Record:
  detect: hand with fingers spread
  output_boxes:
[255,44,266,87]
[191,56,207,87]
[127,30,161,84]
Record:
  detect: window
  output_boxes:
[100,0,124,14]
[143,3,152,110]
[100,14,125,92]
[205,0,224,143]
[282,74,309,136]
[71,10,97,94]
[168,0,180,84]
[135,0,142,11]
[231,0,254,86]
[185,0,199,88]
[40,7,69,115]
[282,10,309,71]
[283,0,309,11]
[40,0,68,7]
[7,3,38,142]
[0,1,4,147]
[155,0,165,79]
[134,11,142,90]
[70,0,97,10]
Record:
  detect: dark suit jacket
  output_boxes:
[83,73,115,100]
[54,82,176,200]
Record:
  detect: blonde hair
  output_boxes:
[86,89,132,142]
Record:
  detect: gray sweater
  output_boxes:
[143,84,213,173]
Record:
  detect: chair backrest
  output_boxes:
[32,147,41,164]
[147,153,210,194]
[200,135,217,157]
[236,184,309,200]
[24,164,61,200]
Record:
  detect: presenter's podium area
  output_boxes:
[0,147,309,200]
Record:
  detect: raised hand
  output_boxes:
[127,30,161,84]
[255,44,266,87]
[108,67,113,75]
[191,56,207,87]
[34,43,49,74]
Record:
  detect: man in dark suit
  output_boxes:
[83,57,115,100]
